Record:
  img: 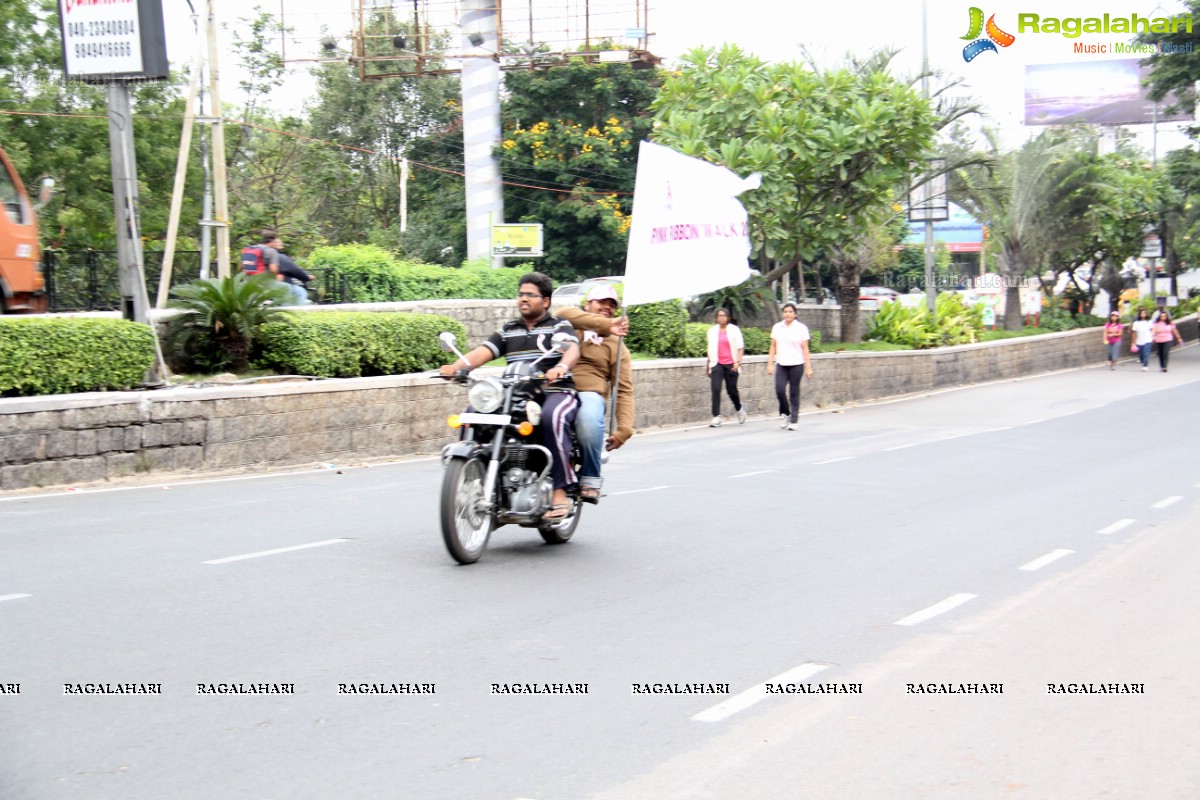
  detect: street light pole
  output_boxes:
[921,0,936,316]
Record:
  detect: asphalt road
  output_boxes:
[2,346,1199,800]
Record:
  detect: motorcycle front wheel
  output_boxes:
[440,457,494,564]
[539,500,582,544]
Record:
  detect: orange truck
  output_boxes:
[0,145,48,313]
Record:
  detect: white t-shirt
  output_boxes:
[1131,319,1154,346]
[771,320,810,366]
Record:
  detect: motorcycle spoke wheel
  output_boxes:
[440,458,493,564]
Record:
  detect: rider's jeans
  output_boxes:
[575,391,606,489]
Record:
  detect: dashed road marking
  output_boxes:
[894,593,977,627]
[608,486,671,496]
[1018,549,1074,572]
[203,539,349,565]
[691,662,833,723]
[1097,518,1136,535]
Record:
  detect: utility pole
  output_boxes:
[207,0,232,277]
[921,0,936,317]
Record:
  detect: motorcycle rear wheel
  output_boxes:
[538,500,581,544]
[441,457,493,564]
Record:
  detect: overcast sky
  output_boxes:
[160,0,1195,155]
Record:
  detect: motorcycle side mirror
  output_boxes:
[550,331,574,352]
[438,332,458,352]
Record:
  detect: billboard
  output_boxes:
[58,0,169,82]
[1025,60,1192,126]
[492,223,543,257]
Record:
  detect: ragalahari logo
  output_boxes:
[961,7,1016,61]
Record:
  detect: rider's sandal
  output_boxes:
[543,504,570,519]
[580,487,601,504]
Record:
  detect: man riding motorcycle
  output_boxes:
[439,272,581,518]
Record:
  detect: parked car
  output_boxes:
[858,285,901,302]
[552,276,623,308]
[550,282,582,307]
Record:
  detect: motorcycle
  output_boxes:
[436,331,584,564]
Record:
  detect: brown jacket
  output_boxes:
[554,306,635,445]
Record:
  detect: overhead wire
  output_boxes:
[0,108,633,196]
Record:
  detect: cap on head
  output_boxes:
[586,284,619,303]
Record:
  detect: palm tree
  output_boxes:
[166,274,294,373]
[952,130,1096,330]
[694,275,777,324]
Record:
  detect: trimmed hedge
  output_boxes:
[626,300,688,357]
[308,244,525,302]
[680,323,773,359]
[0,318,156,397]
[256,312,467,378]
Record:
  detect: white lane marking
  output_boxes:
[1097,518,1136,535]
[608,486,671,497]
[1026,418,1048,425]
[691,661,832,723]
[883,442,919,452]
[894,593,977,627]
[813,457,853,465]
[203,539,349,565]
[0,593,32,603]
[1018,549,1074,572]
[1152,495,1183,509]
[729,470,776,479]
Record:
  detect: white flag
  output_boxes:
[622,141,760,307]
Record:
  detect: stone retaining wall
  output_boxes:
[1,318,1194,492]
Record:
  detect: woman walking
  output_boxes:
[1152,310,1184,372]
[706,308,746,427]
[1103,311,1123,370]
[767,303,813,431]
[1130,308,1153,371]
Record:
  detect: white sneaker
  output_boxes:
[786,422,798,431]
[737,408,747,425]
[779,414,789,429]
[710,416,723,427]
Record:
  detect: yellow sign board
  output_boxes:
[491,224,543,257]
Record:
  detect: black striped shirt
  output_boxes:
[483,314,578,389]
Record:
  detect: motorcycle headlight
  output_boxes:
[467,377,504,413]
[525,400,542,426]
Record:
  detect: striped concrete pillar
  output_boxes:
[460,0,504,266]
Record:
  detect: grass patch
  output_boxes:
[812,340,914,353]
[978,326,1054,342]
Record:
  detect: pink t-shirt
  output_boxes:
[1104,322,1123,344]
[1152,321,1178,343]
[716,329,734,365]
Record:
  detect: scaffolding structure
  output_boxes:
[275,0,658,79]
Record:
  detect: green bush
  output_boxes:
[256,312,467,378]
[675,322,773,359]
[165,274,295,373]
[866,293,984,348]
[626,299,688,357]
[308,244,525,302]
[932,292,984,346]
[866,300,936,348]
[0,318,155,396]
[744,326,774,354]
[681,323,709,357]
